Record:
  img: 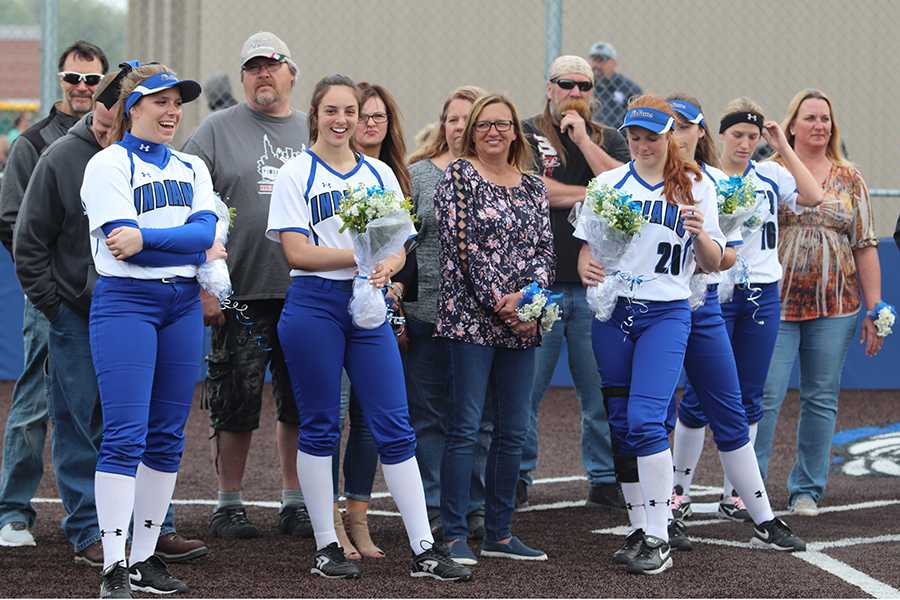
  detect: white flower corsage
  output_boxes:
[868,301,896,337]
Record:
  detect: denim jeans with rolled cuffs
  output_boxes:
[755,314,857,503]
[0,298,49,532]
[405,316,490,519]
[441,340,535,543]
[521,283,615,487]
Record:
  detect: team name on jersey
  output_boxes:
[639,199,688,239]
[133,179,194,215]
[308,189,346,227]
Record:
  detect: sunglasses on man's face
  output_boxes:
[58,72,103,86]
[553,79,593,92]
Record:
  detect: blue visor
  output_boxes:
[125,71,202,113]
[619,107,675,134]
[668,99,704,125]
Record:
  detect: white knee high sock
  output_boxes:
[620,481,647,532]
[297,451,338,550]
[130,463,177,564]
[722,423,758,498]
[672,420,705,496]
[637,450,674,542]
[718,442,774,524]
[382,457,434,555]
[95,471,135,569]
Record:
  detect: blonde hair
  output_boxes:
[408,86,485,165]
[776,88,850,167]
[722,96,765,118]
[108,64,172,143]
[460,94,534,173]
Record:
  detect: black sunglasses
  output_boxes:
[553,79,593,92]
[58,71,103,86]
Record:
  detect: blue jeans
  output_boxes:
[521,283,614,486]
[441,340,534,543]
[405,317,489,517]
[342,389,379,501]
[0,298,49,529]
[755,314,857,503]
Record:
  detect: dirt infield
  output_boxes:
[1,381,899,598]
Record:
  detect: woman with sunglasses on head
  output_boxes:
[664,95,805,553]
[712,98,822,520]
[575,95,724,575]
[81,63,223,598]
[267,74,470,582]
[434,94,555,566]
[405,86,494,541]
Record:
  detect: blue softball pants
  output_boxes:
[592,298,691,457]
[673,285,750,452]
[90,276,202,477]
[278,276,416,465]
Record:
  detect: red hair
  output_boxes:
[626,94,701,205]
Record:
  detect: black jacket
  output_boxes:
[14,114,102,319]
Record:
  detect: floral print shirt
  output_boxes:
[778,164,877,321]
[434,159,555,349]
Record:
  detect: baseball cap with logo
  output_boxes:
[125,71,201,112]
[588,41,618,61]
[240,31,297,71]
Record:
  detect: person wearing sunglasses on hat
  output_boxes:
[517,54,629,514]
[81,63,222,598]
[0,40,107,551]
[575,95,724,575]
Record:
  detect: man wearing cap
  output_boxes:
[182,31,311,539]
[0,40,107,551]
[518,55,630,511]
[588,41,643,129]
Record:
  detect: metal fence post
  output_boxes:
[544,0,562,79]
[40,0,59,117]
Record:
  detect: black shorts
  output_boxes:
[204,299,297,431]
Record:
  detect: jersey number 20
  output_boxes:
[655,242,682,275]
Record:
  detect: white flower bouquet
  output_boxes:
[516,281,563,334]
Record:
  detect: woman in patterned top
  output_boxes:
[755,89,884,517]
[434,93,554,565]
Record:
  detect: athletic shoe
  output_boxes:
[789,494,819,517]
[751,518,807,551]
[586,483,625,511]
[612,529,645,565]
[667,519,692,552]
[155,533,209,563]
[129,555,189,594]
[671,485,692,520]
[208,506,260,538]
[467,512,485,541]
[718,495,752,522]
[480,536,547,561]
[515,480,529,509]
[311,542,361,579]
[279,504,314,538]
[100,560,132,598]
[74,540,104,567]
[0,521,35,547]
[626,535,673,575]
[446,538,478,565]
[411,543,473,581]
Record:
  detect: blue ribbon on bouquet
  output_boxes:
[732,255,765,325]
[611,270,657,340]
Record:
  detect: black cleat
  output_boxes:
[612,528,645,565]
[100,561,132,598]
[311,542,361,579]
[129,555,189,594]
[208,505,260,539]
[279,504,314,538]
[626,535,673,575]
[667,519,692,551]
[751,517,806,552]
[411,543,473,581]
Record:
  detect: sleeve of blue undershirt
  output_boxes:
[100,219,208,267]
[138,210,217,252]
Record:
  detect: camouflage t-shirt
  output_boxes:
[183,103,309,300]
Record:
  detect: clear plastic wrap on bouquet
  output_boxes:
[688,272,710,310]
[197,195,233,303]
[718,254,751,304]
[349,210,414,329]
[719,200,761,241]
[579,210,641,321]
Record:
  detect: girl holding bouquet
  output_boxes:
[575,95,724,575]
[713,98,822,518]
[266,74,469,582]
[665,95,805,552]
[434,94,555,565]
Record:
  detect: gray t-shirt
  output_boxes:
[182,103,309,300]
[404,159,445,324]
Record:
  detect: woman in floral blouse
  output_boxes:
[434,94,554,565]
[755,89,884,516]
